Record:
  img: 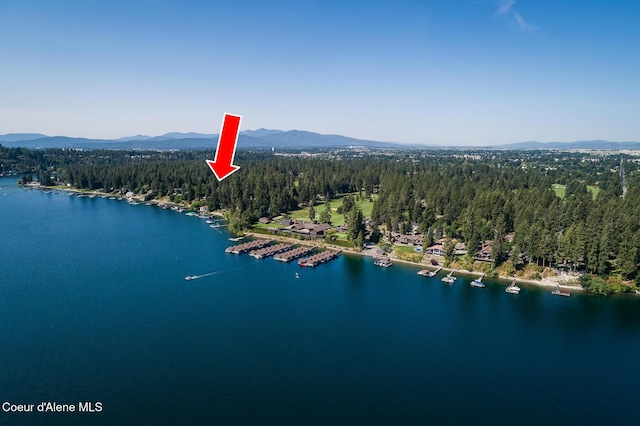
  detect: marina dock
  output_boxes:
[298,250,340,267]
[274,246,314,262]
[249,243,293,259]
[225,239,271,254]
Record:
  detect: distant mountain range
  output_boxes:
[1,131,639,151]
[0,130,399,150]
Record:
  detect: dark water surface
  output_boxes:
[1,176,639,425]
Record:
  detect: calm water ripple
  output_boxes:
[1,176,639,425]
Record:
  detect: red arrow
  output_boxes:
[206,113,242,181]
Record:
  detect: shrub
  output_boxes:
[580,275,614,295]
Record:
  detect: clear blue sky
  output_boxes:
[1,0,639,145]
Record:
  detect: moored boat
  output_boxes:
[470,274,485,288]
[441,271,456,284]
[374,258,393,268]
[505,280,521,294]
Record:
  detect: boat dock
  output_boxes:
[441,270,456,284]
[551,284,571,297]
[374,258,392,267]
[418,266,442,277]
[274,246,314,262]
[470,274,485,288]
[298,250,340,267]
[505,279,521,294]
[225,239,271,254]
[250,243,293,259]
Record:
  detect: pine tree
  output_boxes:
[319,199,332,224]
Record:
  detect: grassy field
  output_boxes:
[251,223,353,245]
[393,245,423,263]
[289,193,377,226]
[552,183,599,200]
[551,184,566,198]
[586,185,600,199]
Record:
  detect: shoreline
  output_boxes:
[32,184,584,292]
[41,185,228,219]
[243,231,583,292]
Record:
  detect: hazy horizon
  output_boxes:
[2,1,639,145]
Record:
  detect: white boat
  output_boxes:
[374,258,392,268]
[441,271,456,283]
[470,279,485,288]
[185,276,194,281]
[419,267,442,277]
[505,280,521,294]
[295,273,300,279]
[470,274,485,288]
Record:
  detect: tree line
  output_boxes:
[3,145,639,288]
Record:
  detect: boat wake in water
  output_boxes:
[185,271,218,281]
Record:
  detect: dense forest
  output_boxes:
[3,144,640,292]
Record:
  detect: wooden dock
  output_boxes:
[551,284,571,297]
[418,266,442,277]
[249,243,293,259]
[298,250,340,267]
[274,246,314,262]
[225,239,271,254]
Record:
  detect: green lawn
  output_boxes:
[289,193,378,226]
[552,184,566,198]
[252,222,282,231]
[393,245,423,263]
[586,185,600,200]
[552,183,599,200]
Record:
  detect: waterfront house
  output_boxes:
[310,223,332,239]
[289,221,334,239]
[453,242,467,255]
[475,241,493,262]
[397,234,424,247]
[426,243,445,257]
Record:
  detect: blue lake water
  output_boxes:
[1,175,640,425]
